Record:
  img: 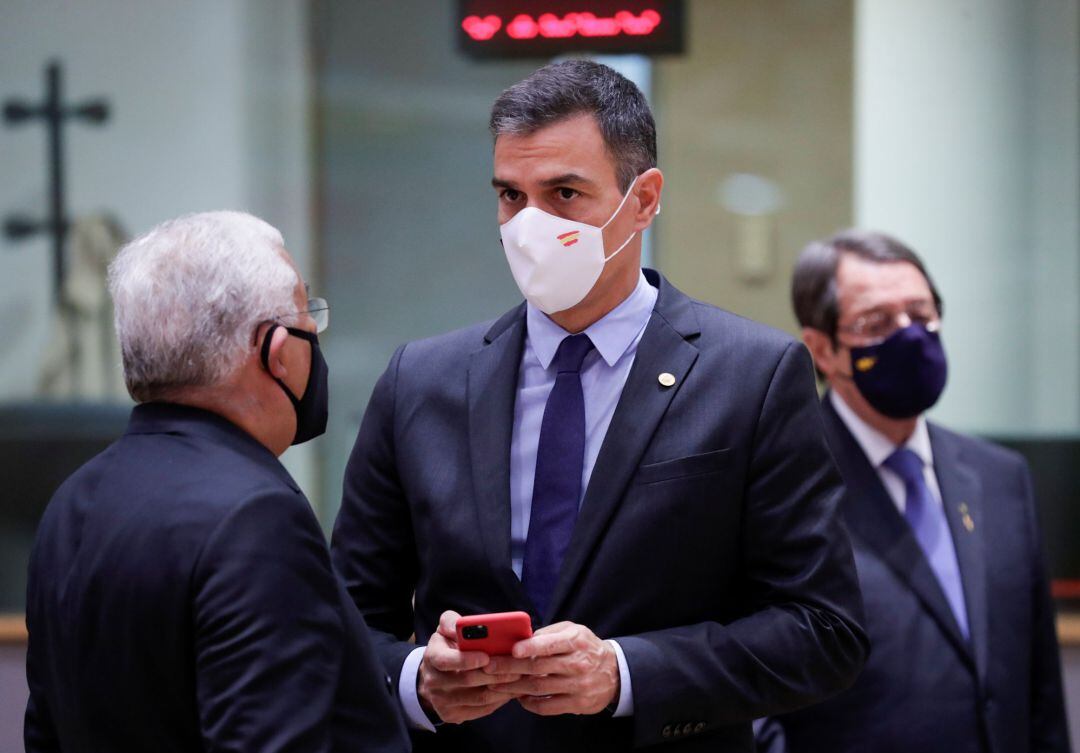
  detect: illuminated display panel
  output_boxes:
[458,0,685,59]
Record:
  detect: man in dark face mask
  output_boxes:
[756,229,1070,753]
[24,211,409,753]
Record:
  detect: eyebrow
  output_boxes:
[491,173,597,190]
[539,172,595,188]
[847,297,936,318]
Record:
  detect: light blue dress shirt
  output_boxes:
[399,271,657,731]
[509,270,658,575]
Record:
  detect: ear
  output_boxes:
[631,168,663,230]
[801,327,840,380]
[261,324,291,381]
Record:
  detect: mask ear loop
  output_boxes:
[260,322,303,407]
[603,231,638,263]
[600,175,642,263]
[827,337,857,381]
[260,323,281,370]
[600,176,639,231]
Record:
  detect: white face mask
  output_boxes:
[500,177,640,315]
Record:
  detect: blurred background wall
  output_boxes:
[312,0,536,525]
[0,1,1077,750]
[0,0,315,405]
[654,0,854,330]
[855,0,1080,436]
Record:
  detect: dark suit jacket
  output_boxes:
[768,396,1071,753]
[332,270,868,752]
[25,402,410,753]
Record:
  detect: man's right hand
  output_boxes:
[417,610,522,725]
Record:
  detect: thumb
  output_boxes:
[438,610,461,640]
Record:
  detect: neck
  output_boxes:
[832,381,918,446]
[167,384,290,456]
[549,262,639,334]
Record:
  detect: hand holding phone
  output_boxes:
[419,610,522,725]
[455,611,533,656]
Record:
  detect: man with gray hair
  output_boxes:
[24,211,410,753]
[333,60,867,752]
[758,229,1070,752]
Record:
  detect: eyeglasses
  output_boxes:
[303,297,330,333]
[837,301,939,343]
[276,287,330,334]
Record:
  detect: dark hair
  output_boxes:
[791,228,944,340]
[489,59,657,192]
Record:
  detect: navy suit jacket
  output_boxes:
[25,402,410,753]
[331,270,868,752]
[767,396,1070,753]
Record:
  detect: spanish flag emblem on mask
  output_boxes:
[557,230,580,247]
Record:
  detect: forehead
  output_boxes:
[492,113,618,187]
[836,254,933,312]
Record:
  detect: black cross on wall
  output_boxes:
[4,60,110,302]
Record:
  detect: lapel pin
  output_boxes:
[959,503,975,533]
[658,372,676,388]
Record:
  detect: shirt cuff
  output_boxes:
[607,639,634,717]
[398,645,436,732]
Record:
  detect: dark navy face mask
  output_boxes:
[848,323,948,419]
[260,324,329,445]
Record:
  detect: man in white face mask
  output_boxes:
[333,60,868,753]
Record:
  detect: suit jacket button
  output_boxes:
[662,725,672,738]
[694,722,705,733]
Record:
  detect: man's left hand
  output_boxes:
[482,621,620,716]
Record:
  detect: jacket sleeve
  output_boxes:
[1020,459,1072,752]
[193,489,345,753]
[24,687,60,753]
[331,344,422,691]
[616,342,869,747]
[24,569,61,753]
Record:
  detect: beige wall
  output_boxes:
[855,0,1080,435]
[654,0,853,333]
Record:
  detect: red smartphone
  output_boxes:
[455,611,533,656]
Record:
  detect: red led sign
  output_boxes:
[462,11,663,42]
[458,1,684,59]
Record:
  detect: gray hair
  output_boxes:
[791,228,944,342]
[490,59,657,192]
[108,210,299,402]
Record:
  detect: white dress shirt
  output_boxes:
[828,390,944,513]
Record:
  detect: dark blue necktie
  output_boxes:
[522,333,594,618]
[883,447,969,639]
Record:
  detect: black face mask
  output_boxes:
[848,323,948,419]
[260,324,329,445]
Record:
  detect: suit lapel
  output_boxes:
[821,398,975,670]
[929,423,988,685]
[468,304,528,606]
[545,271,701,622]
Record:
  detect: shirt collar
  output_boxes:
[526,270,657,369]
[829,390,935,469]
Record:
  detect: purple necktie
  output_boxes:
[522,333,594,618]
[883,447,970,639]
